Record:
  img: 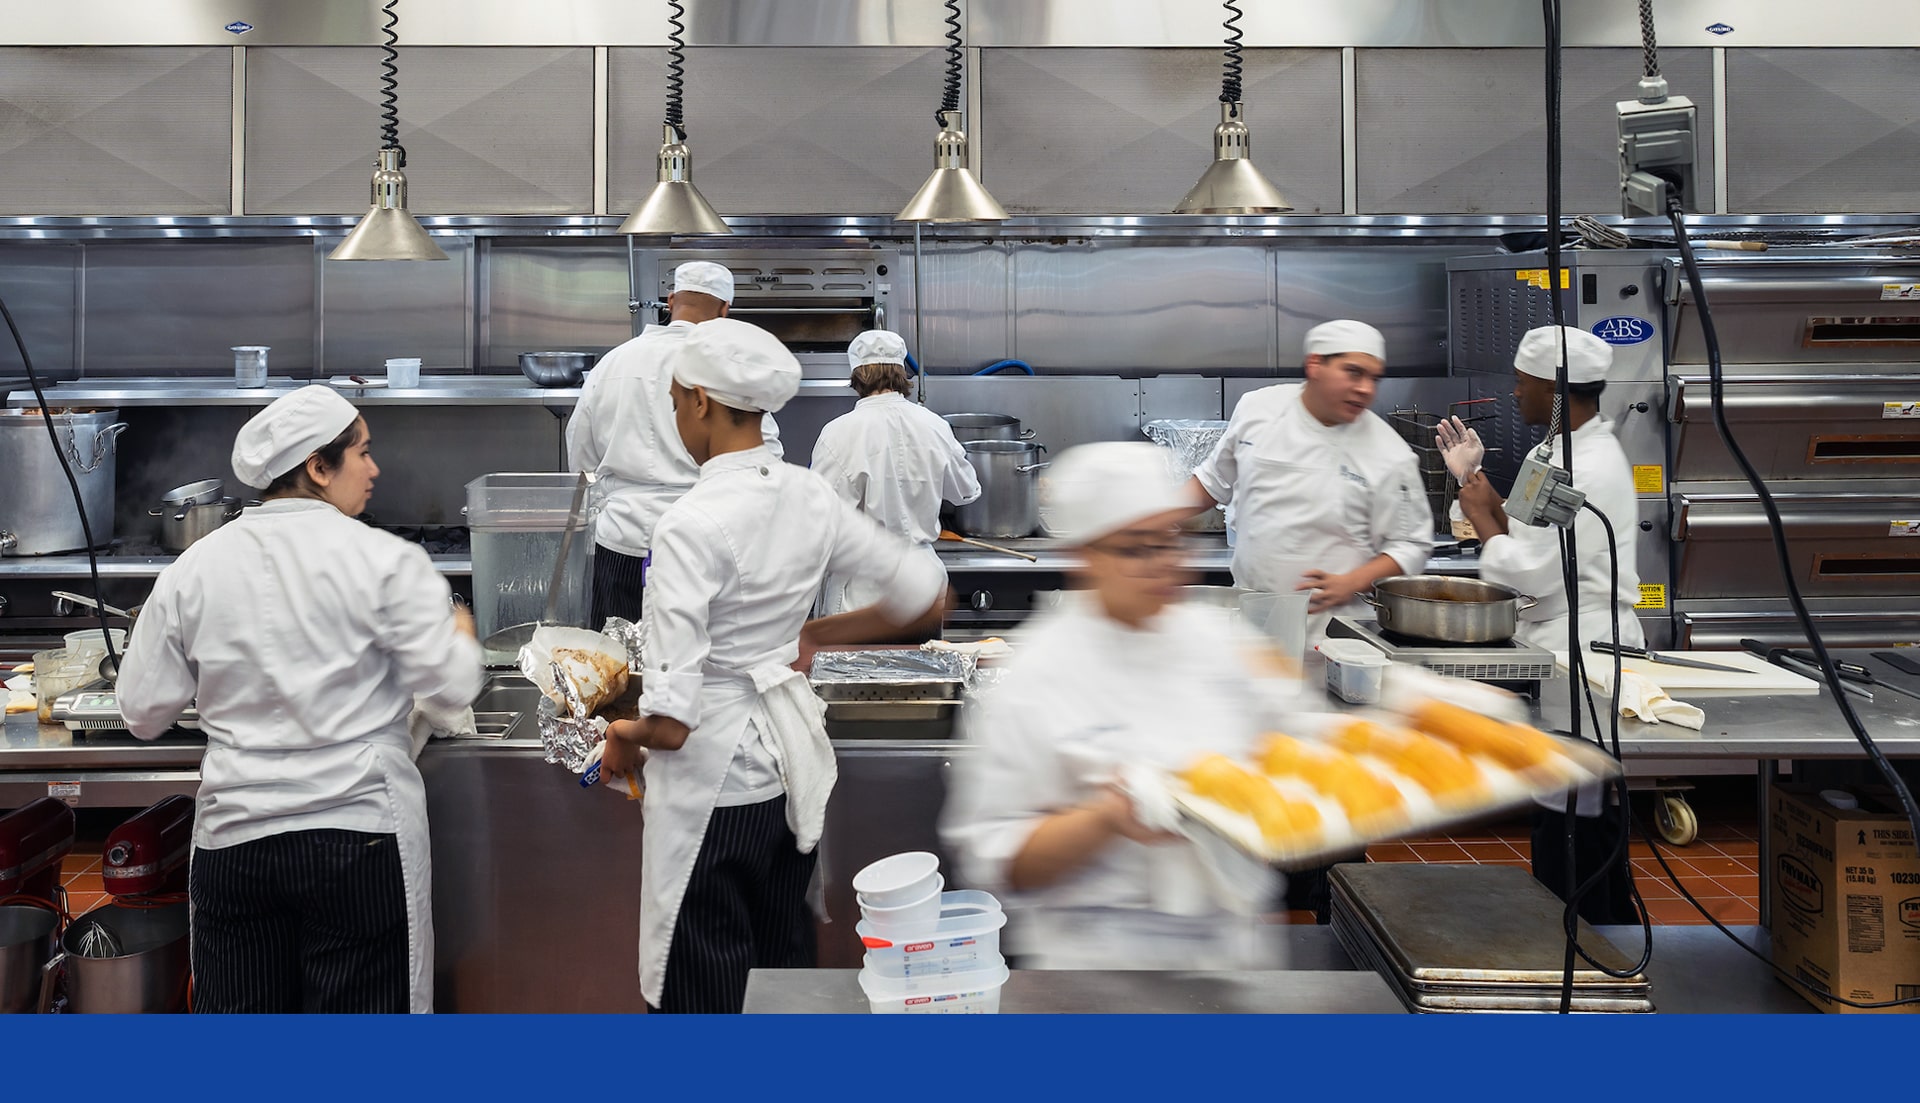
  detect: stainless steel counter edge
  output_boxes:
[4,377,858,408]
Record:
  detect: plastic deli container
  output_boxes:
[1319,638,1391,704]
[858,962,1010,1014]
[859,899,1007,978]
[858,874,945,937]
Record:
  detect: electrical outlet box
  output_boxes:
[1507,452,1585,529]
[1618,94,1699,217]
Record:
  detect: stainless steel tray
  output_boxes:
[809,649,965,702]
[1329,864,1649,986]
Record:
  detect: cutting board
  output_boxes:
[1554,649,1821,697]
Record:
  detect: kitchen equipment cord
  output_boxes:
[665,0,687,139]
[0,292,121,677]
[1220,1,1245,103]
[378,0,406,166]
[939,0,962,120]
[1666,199,1920,847]
[1638,0,1660,80]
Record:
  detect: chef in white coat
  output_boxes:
[1440,324,1644,653]
[942,442,1286,971]
[118,386,482,1013]
[1438,325,1643,924]
[598,318,946,1014]
[1189,320,1433,643]
[566,261,783,627]
[810,329,980,622]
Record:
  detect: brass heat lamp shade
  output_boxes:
[1173,101,1292,215]
[329,148,449,262]
[897,110,1008,223]
[618,126,731,236]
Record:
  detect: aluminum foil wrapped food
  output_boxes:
[600,616,644,669]
[535,658,608,774]
[808,648,969,686]
[520,626,630,715]
[1142,419,1228,532]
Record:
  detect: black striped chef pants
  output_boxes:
[655,794,816,1014]
[591,545,649,630]
[189,829,410,1014]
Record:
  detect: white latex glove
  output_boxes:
[1434,416,1485,482]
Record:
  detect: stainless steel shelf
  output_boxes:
[5,377,855,408]
[0,554,471,579]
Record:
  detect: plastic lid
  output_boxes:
[1318,638,1390,666]
[1820,789,1860,810]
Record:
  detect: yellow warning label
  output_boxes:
[1515,268,1572,290]
[1635,584,1667,610]
[1632,465,1665,494]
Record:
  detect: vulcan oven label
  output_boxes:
[1591,316,1655,345]
[1890,521,1920,538]
[1515,268,1570,290]
[1882,284,1920,301]
[1883,402,1920,419]
[1635,584,1667,610]
[1632,465,1665,494]
[46,781,80,802]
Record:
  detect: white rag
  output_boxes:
[748,665,837,853]
[1614,670,1706,730]
[408,701,477,760]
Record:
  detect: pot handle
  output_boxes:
[148,507,164,517]
[1361,591,1385,608]
[38,951,66,1015]
[224,502,246,520]
[1016,461,1051,473]
[1517,594,1539,612]
[1019,428,1036,440]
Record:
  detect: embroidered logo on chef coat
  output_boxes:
[1338,464,1370,488]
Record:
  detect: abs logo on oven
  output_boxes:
[1591,316,1655,346]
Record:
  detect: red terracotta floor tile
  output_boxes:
[1684,855,1756,879]
[1632,874,1681,901]
[1710,874,1760,901]
[61,872,103,895]
[1283,910,1319,925]
[1406,842,1472,863]
[1458,841,1523,862]
[1702,897,1760,924]
[1707,839,1759,859]
[60,854,100,876]
[1645,897,1713,925]
[1366,843,1421,863]
[66,893,108,916]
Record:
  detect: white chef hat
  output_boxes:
[1303,319,1387,362]
[1040,442,1194,546]
[671,316,802,414]
[673,261,735,304]
[230,385,361,489]
[1515,325,1612,384]
[848,329,909,370]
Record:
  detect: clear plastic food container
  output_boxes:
[857,961,1009,1014]
[1319,638,1391,704]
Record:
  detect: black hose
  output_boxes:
[378,0,406,166]
[939,0,963,119]
[1220,0,1246,103]
[665,0,687,139]
[1667,200,1920,847]
[1638,0,1661,80]
[0,296,121,677]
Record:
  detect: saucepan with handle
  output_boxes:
[1364,575,1537,644]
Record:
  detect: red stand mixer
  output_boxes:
[101,794,192,899]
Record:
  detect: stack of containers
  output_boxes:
[852,852,1009,1014]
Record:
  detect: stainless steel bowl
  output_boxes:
[518,351,598,388]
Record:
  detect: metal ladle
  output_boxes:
[51,591,135,619]
[481,472,592,653]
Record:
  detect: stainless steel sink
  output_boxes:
[464,674,544,741]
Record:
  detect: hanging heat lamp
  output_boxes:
[896,0,1007,223]
[330,0,447,261]
[619,0,729,236]
[1173,0,1292,215]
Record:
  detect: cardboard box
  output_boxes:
[1767,783,1920,1014]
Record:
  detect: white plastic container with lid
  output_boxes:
[857,962,1009,1014]
[386,358,422,388]
[859,891,1006,978]
[1319,638,1391,704]
[64,628,128,658]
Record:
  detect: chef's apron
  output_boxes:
[636,662,833,1009]
[819,543,943,619]
[1230,453,1374,644]
[195,731,436,1012]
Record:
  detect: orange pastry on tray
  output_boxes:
[1407,700,1561,771]
[1180,754,1323,845]
[1257,735,1404,823]
[1328,720,1486,801]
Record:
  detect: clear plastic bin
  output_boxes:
[859,895,1006,978]
[1319,638,1390,704]
[858,962,1009,1014]
[33,648,101,724]
[465,473,596,659]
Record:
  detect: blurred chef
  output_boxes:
[599,318,946,1013]
[567,260,783,627]
[1189,320,1432,642]
[1439,325,1643,924]
[118,387,482,1013]
[942,443,1284,970]
[810,329,980,624]
[1439,325,1643,653]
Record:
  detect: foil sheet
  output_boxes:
[535,657,608,774]
[600,616,645,668]
[808,648,968,685]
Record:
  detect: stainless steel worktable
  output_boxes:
[742,926,1814,1014]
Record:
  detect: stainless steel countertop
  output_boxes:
[741,925,1811,1014]
[5,376,854,408]
[0,553,472,580]
[1,711,208,768]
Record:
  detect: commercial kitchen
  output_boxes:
[2,2,1919,1016]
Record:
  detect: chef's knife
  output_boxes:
[1589,641,1748,674]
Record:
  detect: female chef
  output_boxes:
[941,442,1288,970]
[599,318,946,1014]
[118,386,483,1013]
[810,329,980,620]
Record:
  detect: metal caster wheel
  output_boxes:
[1656,794,1699,846]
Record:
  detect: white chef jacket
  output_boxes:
[565,321,784,557]
[118,498,485,849]
[1479,418,1646,654]
[810,393,980,616]
[941,593,1287,970]
[1193,384,1433,639]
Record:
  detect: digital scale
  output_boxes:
[50,680,200,732]
[1326,616,1555,692]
